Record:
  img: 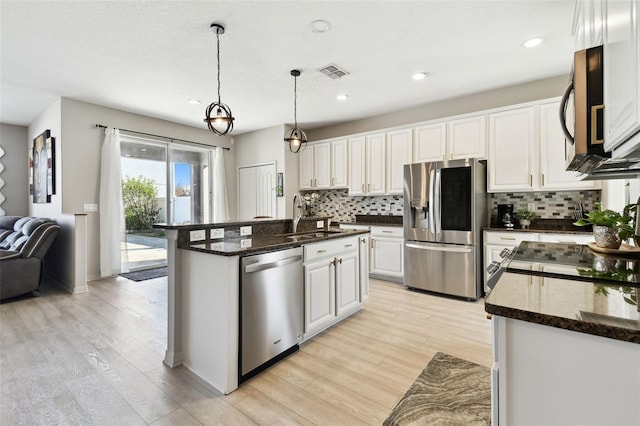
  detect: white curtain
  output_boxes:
[99,128,124,277]
[212,146,229,222]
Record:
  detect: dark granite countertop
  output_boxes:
[486,241,640,344]
[186,228,369,256]
[485,218,592,235]
[336,214,403,227]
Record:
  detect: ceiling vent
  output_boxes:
[317,63,350,79]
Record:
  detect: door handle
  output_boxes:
[559,81,574,144]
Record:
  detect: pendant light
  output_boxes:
[284,69,308,153]
[204,23,235,136]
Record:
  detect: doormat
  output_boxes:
[384,352,490,426]
[119,266,167,282]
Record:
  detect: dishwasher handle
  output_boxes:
[244,255,302,274]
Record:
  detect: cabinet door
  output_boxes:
[358,235,370,302]
[604,0,640,152]
[366,133,386,195]
[304,260,335,334]
[348,136,366,195]
[448,115,486,159]
[336,251,360,316]
[330,139,348,188]
[539,102,599,190]
[414,122,446,162]
[370,237,404,277]
[314,143,331,189]
[488,107,537,192]
[299,147,315,189]
[386,129,412,194]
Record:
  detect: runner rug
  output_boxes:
[119,266,168,282]
[384,352,491,426]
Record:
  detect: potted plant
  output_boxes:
[573,202,635,249]
[515,208,536,229]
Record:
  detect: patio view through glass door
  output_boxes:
[120,136,211,272]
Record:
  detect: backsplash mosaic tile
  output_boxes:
[302,189,403,223]
[303,188,601,223]
[490,190,600,219]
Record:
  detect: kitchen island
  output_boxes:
[485,241,639,425]
[154,217,369,394]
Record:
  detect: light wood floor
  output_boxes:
[0,276,491,425]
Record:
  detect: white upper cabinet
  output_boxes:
[386,129,412,194]
[366,133,386,195]
[299,142,330,189]
[573,0,605,50]
[539,101,599,190]
[603,0,640,154]
[488,101,600,193]
[330,139,348,188]
[299,147,315,189]
[448,115,487,160]
[489,106,537,191]
[413,122,447,162]
[348,136,366,196]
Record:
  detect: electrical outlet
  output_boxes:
[210,242,224,250]
[83,203,98,212]
[240,238,252,248]
[240,226,252,236]
[210,228,224,239]
[316,220,324,229]
[190,230,206,242]
[527,202,536,212]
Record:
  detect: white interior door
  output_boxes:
[238,163,276,220]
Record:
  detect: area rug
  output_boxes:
[119,266,167,282]
[384,352,490,426]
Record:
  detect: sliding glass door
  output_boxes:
[120,136,211,271]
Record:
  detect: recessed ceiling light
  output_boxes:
[336,94,349,101]
[523,37,543,48]
[311,20,331,33]
[412,72,427,81]
[188,99,201,105]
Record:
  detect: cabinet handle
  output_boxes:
[339,258,343,264]
[367,183,370,192]
[370,239,375,249]
[486,314,493,320]
[331,177,335,186]
[541,174,545,186]
[345,244,353,247]
[362,184,365,192]
[529,174,533,186]
[317,249,327,254]
[310,179,313,187]
[499,237,516,240]
[382,230,393,233]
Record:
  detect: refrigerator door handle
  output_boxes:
[405,242,472,253]
[428,169,436,233]
[434,169,442,235]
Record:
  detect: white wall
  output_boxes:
[0,123,29,215]
[308,75,569,141]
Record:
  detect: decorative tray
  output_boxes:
[587,242,640,257]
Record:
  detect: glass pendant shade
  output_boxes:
[204,101,234,135]
[204,23,234,136]
[284,127,308,153]
[284,69,307,153]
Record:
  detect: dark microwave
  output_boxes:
[560,45,610,173]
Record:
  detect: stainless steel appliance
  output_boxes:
[240,247,303,382]
[560,45,640,180]
[403,159,487,299]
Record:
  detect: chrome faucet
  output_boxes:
[292,193,303,233]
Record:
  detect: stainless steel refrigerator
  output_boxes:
[403,159,487,299]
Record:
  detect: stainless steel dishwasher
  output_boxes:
[240,247,303,382]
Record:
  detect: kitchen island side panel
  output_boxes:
[181,249,239,394]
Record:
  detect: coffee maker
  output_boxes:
[497,204,514,228]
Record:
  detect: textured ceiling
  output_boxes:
[0,0,575,134]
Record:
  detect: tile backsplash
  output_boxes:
[490,190,600,219]
[303,188,601,222]
[302,189,403,222]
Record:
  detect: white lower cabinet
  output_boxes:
[303,237,360,340]
[370,226,404,281]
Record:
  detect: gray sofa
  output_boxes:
[0,216,60,300]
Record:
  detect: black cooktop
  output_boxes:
[506,241,640,286]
